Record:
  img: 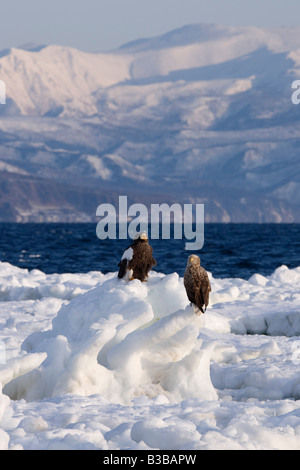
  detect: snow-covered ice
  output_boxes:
[0,261,300,450]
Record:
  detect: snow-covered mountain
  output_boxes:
[0,23,300,222]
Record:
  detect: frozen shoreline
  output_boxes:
[0,261,300,450]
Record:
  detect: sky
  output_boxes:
[0,0,299,52]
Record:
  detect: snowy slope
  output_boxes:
[0,45,132,116]
[0,261,300,449]
[0,24,300,221]
[1,23,300,116]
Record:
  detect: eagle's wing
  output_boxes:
[202,271,211,307]
[197,269,211,311]
[117,259,127,278]
[195,287,205,312]
[118,246,134,279]
[184,269,196,305]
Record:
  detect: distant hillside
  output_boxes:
[0,23,299,222]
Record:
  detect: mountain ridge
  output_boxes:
[0,23,299,222]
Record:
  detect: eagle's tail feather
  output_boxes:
[118,259,128,279]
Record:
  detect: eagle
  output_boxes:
[184,254,211,314]
[117,232,156,282]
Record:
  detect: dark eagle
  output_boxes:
[117,232,156,282]
[184,254,211,314]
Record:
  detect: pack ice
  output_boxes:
[0,261,300,450]
[1,269,217,404]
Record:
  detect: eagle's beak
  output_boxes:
[140,233,148,241]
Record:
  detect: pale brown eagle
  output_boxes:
[118,232,156,282]
[184,254,211,314]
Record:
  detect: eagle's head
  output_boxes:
[134,231,148,242]
[187,254,201,267]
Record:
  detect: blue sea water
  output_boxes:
[0,223,299,279]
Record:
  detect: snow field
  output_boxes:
[0,261,300,449]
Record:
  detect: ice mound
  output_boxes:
[3,273,217,404]
[1,262,300,449]
[0,388,11,449]
[0,261,105,301]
